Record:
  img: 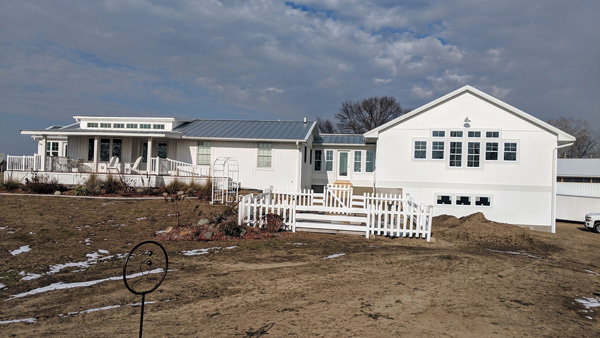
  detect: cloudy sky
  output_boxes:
[1,0,598,155]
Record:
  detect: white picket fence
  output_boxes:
[238,185,433,241]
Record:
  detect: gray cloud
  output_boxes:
[0,0,598,155]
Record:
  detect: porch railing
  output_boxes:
[149,157,210,176]
[7,155,43,171]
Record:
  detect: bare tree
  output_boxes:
[316,117,337,133]
[548,117,599,158]
[334,96,408,134]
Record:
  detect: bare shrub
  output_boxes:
[25,172,66,194]
[196,178,212,201]
[264,214,283,233]
[1,177,23,192]
[84,174,103,194]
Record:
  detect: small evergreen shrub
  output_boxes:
[73,186,91,196]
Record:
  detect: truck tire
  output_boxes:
[595,222,600,234]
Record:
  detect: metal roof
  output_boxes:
[313,134,365,145]
[557,158,600,177]
[175,120,316,141]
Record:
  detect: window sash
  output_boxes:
[314,150,322,171]
[414,141,427,159]
[325,150,333,172]
[467,142,480,167]
[366,150,375,172]
[258,143,272,168]
[449,142,462,167]
[432,141,445,159]
[197,141,211,165]
[432,130,445,137]
[354,151,362,172]
[157,143,168,159]
[485,142,498,160]
[504,142,517,161]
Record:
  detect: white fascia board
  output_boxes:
[181,136,305,143]
[302,121,318,144]
[20,130,180,138]
[314,143,370,147]
[73,116,183,123]
[362,85,576,143]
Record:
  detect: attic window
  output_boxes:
[127,123,138,129]
[153,124,165,130]
[432,130,445,137]
[100,123,111,128]
[87,122,98,128]
[450,131,463,137]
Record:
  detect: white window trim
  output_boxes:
[413,139,428,160]
[197,141,211,166]
[314,149,323,172]
[325,150,334,172]
[448,141,463,168]
[257,143,272,169]
[354,150,362,172]
[484,141,500,162]
[431,140,445,160]
[431,129,446,138]
[466,142,482,168]
[502,140,519,163]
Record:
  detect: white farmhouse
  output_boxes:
[5,85,574,232]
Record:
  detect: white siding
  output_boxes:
[375,92,558,227]
[556,195,600,222]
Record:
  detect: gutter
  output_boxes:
[551,142,574,233]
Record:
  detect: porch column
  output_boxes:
[40,135,47,171]
[147,138,153,173]
[93,137,99,172]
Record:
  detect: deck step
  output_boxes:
[294,221,366,232]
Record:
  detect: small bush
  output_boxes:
[84,174,102,194]
[25,173,66,194]
[104,174,125,194]
[264,214,283,233]
[73,186,91,196]
[165,179,188,195]
[1,178,24,192]
[219,220,245,237]
[196,178,212,201]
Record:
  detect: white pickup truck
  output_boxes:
[585,213,600,233]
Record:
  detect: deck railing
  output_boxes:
[149,157,209,176]
[7,155,43,171]
[239,187,433,241]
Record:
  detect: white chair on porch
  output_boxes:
[108,156,121,174]
[125,156,142,174]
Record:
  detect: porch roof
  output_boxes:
[21,123,179,138]
[175,119,317,142]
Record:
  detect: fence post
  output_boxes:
[365,203,371,239]
[292,196,297,232]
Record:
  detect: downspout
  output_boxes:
[551,142,574,233]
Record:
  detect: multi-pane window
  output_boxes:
[432,141,445,159]
[449,142,462,167]
[153,124,165,130]
[456,196,472,205]
[468,131,481,138]
[450,131,463,137]
[325,150,334,171]
[46,142,59,157]
[354,151,362,172]
[113,123,124,129]
[257,143,272,168]
[157,143,168,159]
[432,130,445,137]
[88,138,94,161]
[112,139,122,160]
[314,150,322,171]
[485,142,498,160]
[504,142,517,161]
[414,141,427,159]
[467,142,480,167]
[475,196,492,206]
[87,122,98,128]
[486,131,500,138]
[100,123,111,128]
[366,150,375,172]
[436,195,452,205]
[140,124,151,129]
[197,141,211,165]
[100,139,111,161]
[126,123,138,129]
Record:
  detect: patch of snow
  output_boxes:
[288,242,307,246]
[98,249,109,254]
[181,246,236,256]
[576,297,600,309]
[7,231,15,234]
[19,271,42,281]
[486,249,542,260]
[59,301,158,317]
[0,284,5,290]
[84,238,92,246]
[10,245,31,256]
[8,268,165,300]
[136,217,147,221]
[155,230,166,234]
[29,232,36,235]
[225,246,237,250]
[586,316,593,320]
[323,253,345,260]
[0,227,7,230]
[0,318,37,325]
[48,261,91,274]
[585,269,600,277]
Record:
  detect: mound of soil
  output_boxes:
[433,212,559,253]
[154,223,285,241]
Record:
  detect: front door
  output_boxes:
[338,151,348,178]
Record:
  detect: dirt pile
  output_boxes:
[433,212,559,253]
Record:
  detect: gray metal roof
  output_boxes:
[175,120,316,141]
[313,134,365,145]
[557,158,600,177]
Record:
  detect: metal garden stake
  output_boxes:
[123,241,168,338]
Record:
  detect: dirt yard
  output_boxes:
[1,194,599,337]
